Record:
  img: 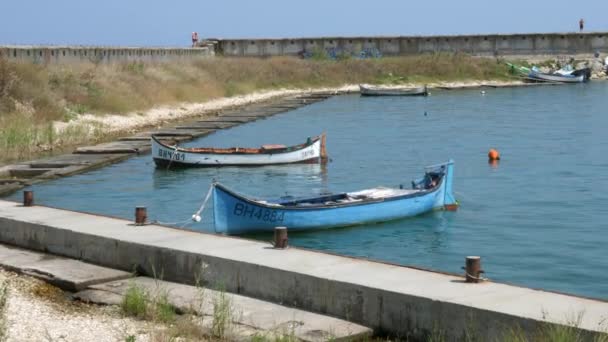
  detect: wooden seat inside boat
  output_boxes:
[261,144,287,150]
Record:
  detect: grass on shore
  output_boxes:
[0,54,511,164]
[0,280,7,342]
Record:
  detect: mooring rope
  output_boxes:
[150,217,193,227]
[165,141,180,171]
[149,183,213,228]
[190,183,214,223]
[465,272,489,281]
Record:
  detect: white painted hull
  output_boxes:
[528,71,584,83]
[359,84,428,96]
[151,136,324,167]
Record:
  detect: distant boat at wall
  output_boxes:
[213,160,457,234]
[359,84,429,96]
[151,134,327,167]
[507,62,588,83]
[528,69,585,83]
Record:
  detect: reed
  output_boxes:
[0,281,7,342]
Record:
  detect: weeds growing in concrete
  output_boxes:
[0,280,8,342]
[426,322,446,342]
[150,289,175,324]
[120,280,177,324]
[211,287,233,339]
[121,281,148,319]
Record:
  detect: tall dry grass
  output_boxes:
[0,54,510,164]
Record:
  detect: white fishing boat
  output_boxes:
[151,134,327,167]
[359,84,428,96]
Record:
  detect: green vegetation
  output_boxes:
[121,281,148,319]
[120,281,176,323]
[211,287,234,339]
[0,54,512,164]
[0,281,7,342]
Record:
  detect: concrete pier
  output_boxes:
[0,243,371,341]
[0,200,607,340]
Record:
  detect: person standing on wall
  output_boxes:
[579,18,584,32]
[191,32,199,47]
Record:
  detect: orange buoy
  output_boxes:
[488,149,500,161]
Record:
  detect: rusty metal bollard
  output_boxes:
[135,206,147,226]
[23,190,34,207]
[463,256,485,283]
[273,226,288,249]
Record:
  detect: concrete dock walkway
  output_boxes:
[0,243,370,341]
[0,200,607,340]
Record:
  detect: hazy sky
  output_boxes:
[2,0,607,47]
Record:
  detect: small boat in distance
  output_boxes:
[507,63,587,83]
[151,134,327,167]
[213,160,457,234]
[359,84,429,96]
[527,69,585,83]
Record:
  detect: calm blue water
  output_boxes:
[5,83,608,299]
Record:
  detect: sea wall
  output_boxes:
[0,201,607,340]
[0,45,214,64]
[214,32,608,57]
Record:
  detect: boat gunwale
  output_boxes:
[213,177,444,211]
[152,156,322,168]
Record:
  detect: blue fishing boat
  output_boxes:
[212,160,458,234]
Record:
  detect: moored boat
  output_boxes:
[152,134,327,167]
[359,84,428,96]
[212,160,457,234]
[527,70,585,83]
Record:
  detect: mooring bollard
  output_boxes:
[464,256,484,283]
[273,226,288,249]
[23,190,34,207]
[135,206,147,225]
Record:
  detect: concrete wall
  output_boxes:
[0,202,606,341]
[0,45,214,64]
[215,32,608,57]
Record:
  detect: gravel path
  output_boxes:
[0,269,155,342]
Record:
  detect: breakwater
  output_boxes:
[214,32,608,57]
[3,32,607,64]
[0,45,213,64]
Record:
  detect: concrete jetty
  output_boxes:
[0,244,371,341]
[0,200,606,340]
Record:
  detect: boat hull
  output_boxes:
[152,135,325,167]
[359,84,428,96]
[528,71,584,83]
[213,161,456,234]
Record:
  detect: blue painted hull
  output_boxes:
[213,161,457,234]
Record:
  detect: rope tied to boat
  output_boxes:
[191,183,214,223]
[166,141,180,170]
[148,183,213,228]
